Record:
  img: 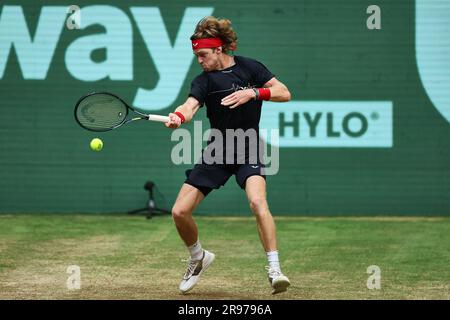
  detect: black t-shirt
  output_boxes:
[189,56,274,163]
[189,55,274,132]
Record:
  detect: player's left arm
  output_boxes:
[221,77,291,109]
[262,77,291,102]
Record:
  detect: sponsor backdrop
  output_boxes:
[0,0,449,215]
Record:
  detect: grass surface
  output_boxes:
[0,214,449,300]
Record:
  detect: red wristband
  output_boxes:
[257,88,271,101]
[174,111,185,124]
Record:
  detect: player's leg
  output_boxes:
[244,176,276,251]
[174,163,232,294]
[244,176,277,252]
[244,175,291,294]
[172,183,205,247]
[172,183,215,294]
[174,163,230,247]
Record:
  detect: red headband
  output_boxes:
[191,38,223,50]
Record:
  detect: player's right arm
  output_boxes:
[165,96,201,129]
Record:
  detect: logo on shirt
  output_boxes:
[209,83,255,95]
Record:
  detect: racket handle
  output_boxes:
[147,114,170,123]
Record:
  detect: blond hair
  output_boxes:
[190,16,238,52]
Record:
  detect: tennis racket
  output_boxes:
[74,92,170,132]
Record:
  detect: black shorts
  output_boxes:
[185,163,266,197]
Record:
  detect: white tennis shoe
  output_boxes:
[266,266,291,294]
[179,250,215,294]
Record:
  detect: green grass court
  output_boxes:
[1,214,449,300]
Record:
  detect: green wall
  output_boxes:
[0,0,449,215]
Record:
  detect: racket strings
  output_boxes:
[76,94,128,131]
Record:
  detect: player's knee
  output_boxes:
[171,205,190,220]
[249,197,268,214]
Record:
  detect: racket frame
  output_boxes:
[74,91,168,132]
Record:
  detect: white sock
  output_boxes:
[188,240,203,261]
[266,250,281,270]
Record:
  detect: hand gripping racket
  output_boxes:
[74,92,169,132]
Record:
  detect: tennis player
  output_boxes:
[165,16,291,295]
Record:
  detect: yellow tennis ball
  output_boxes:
[90,138,103,151]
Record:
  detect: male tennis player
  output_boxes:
[165,16,291,295]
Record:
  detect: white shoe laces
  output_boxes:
[265,266,282,277]
[182,258,200,278]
